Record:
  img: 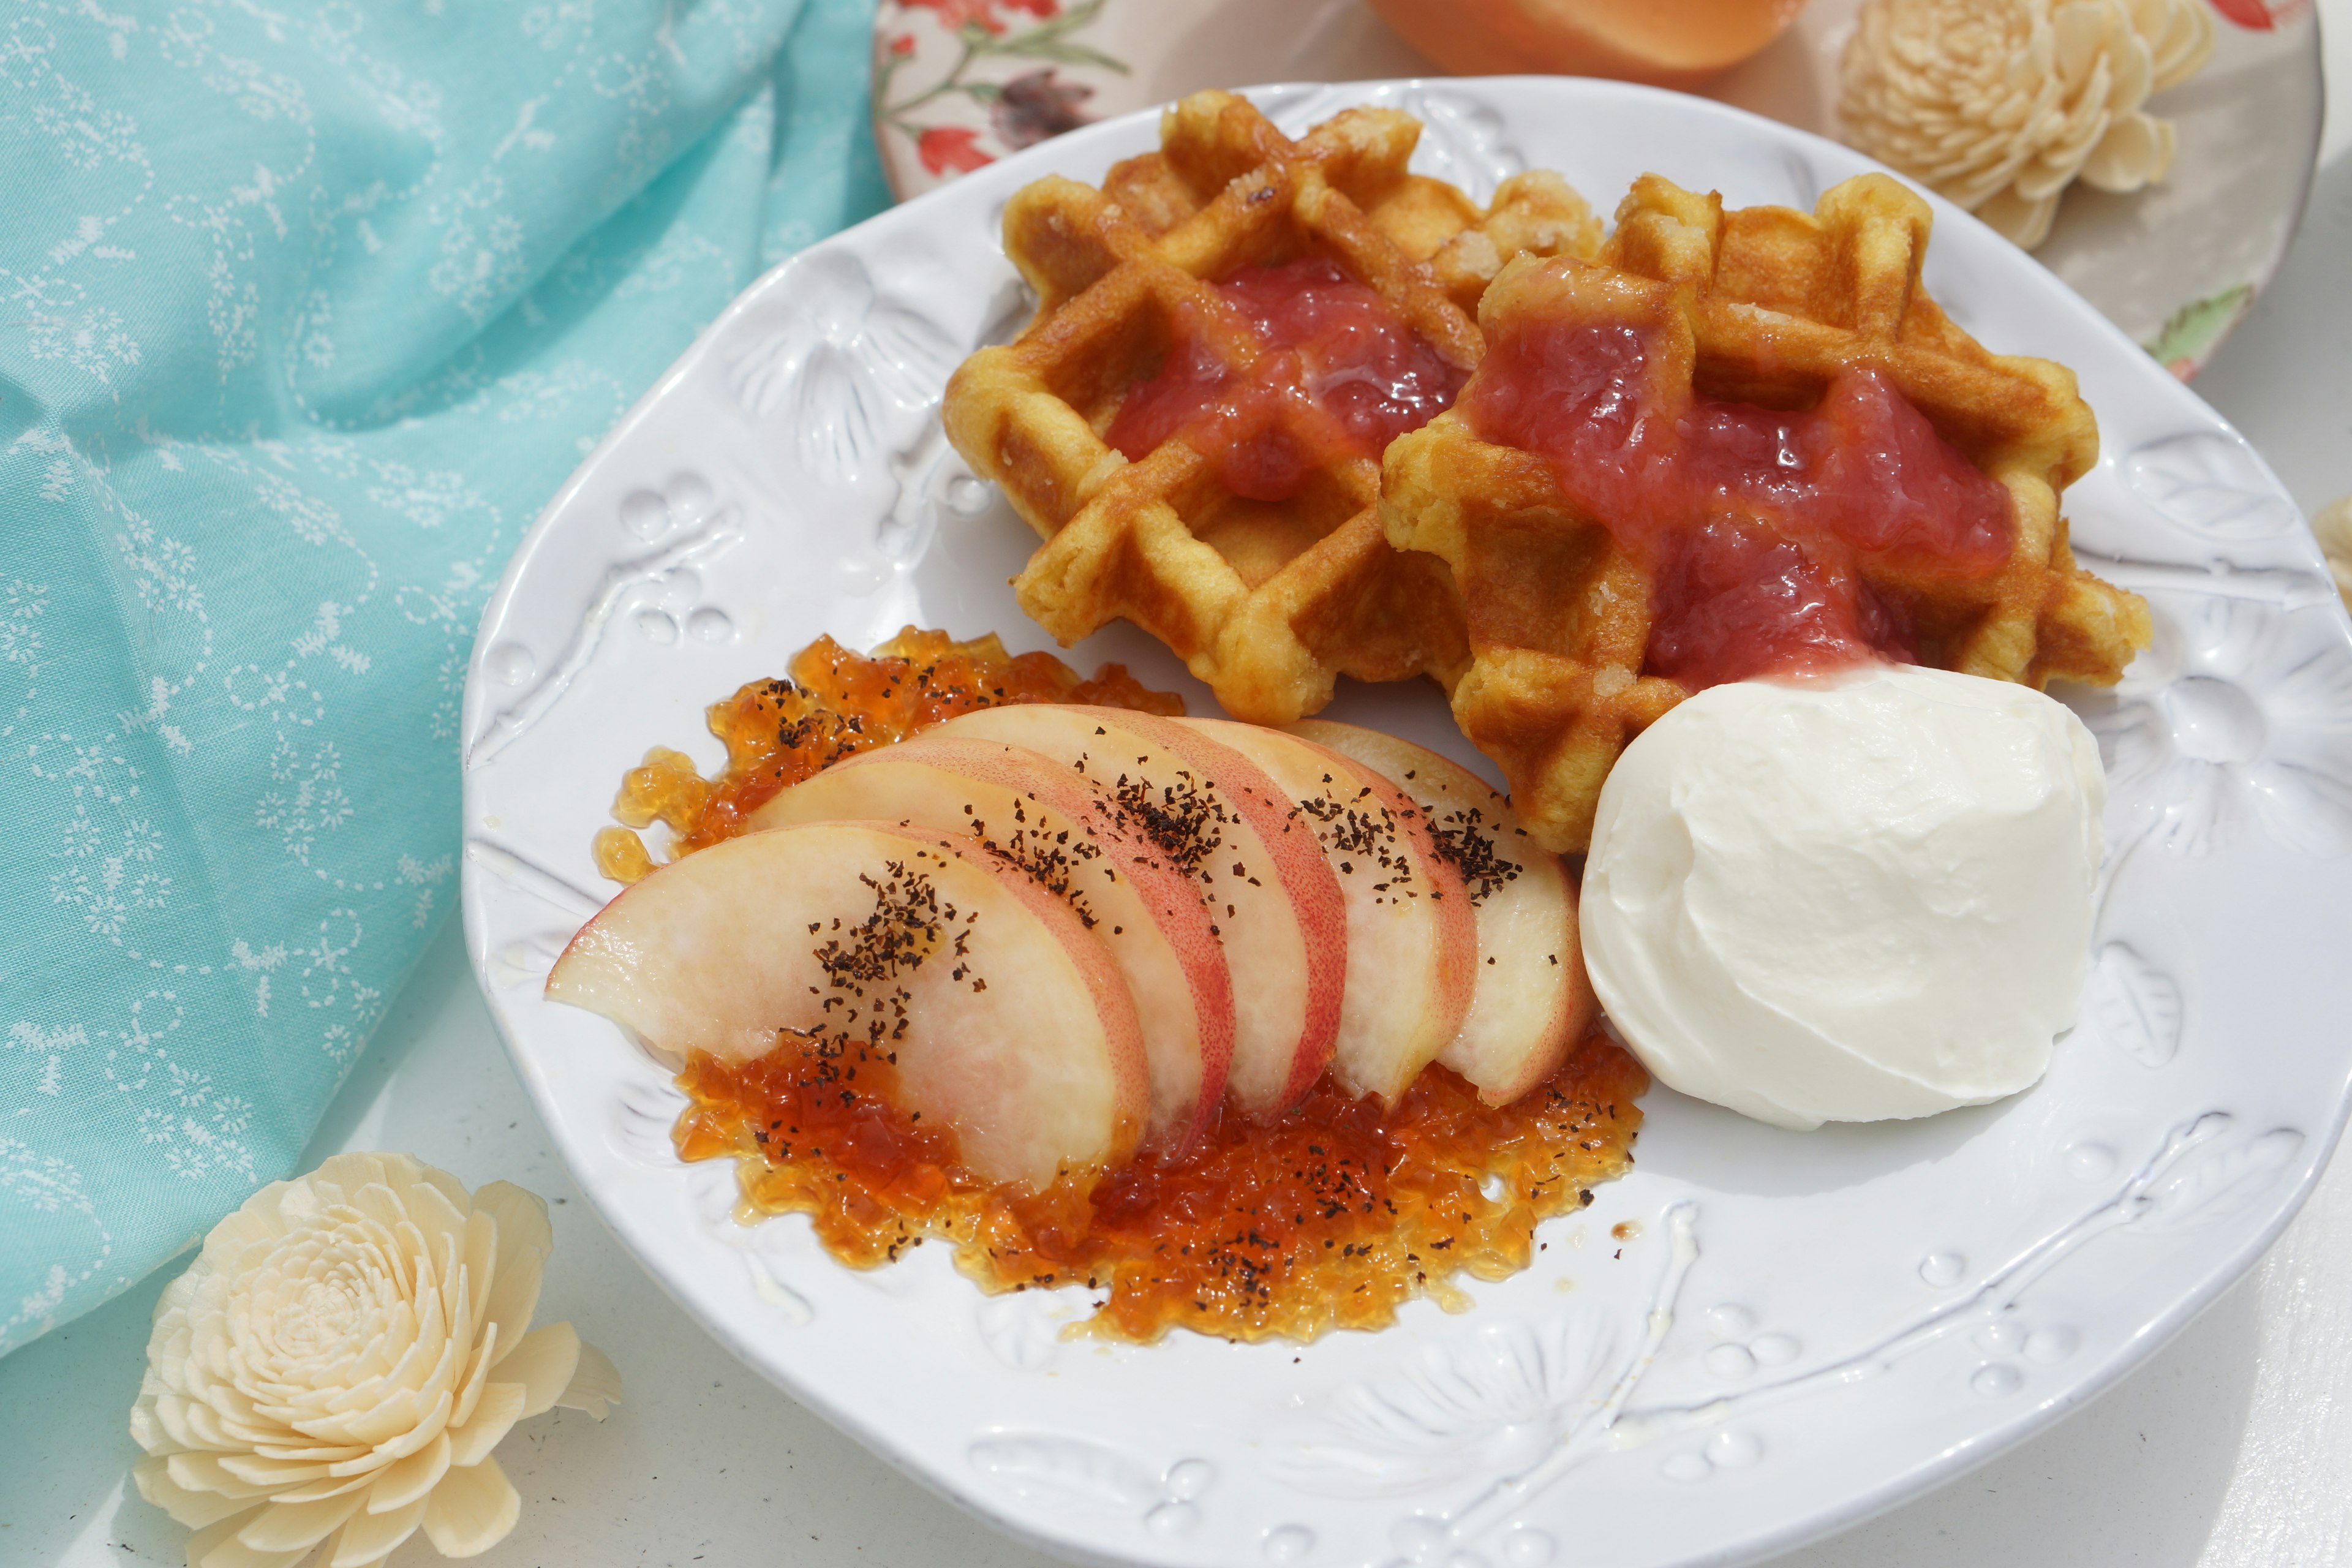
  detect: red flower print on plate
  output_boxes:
[901,0,1058,36]
[2206,0,2312,27]
[917,125,994,176]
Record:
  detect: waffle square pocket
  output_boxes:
[943,90,1601,724]
[1381,173,2152,852]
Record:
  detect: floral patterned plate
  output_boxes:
[462,79,2352,1568]
[867,0,2320,379]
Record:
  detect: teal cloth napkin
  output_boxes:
[0,0,889,1355]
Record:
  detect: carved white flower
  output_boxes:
[1274,1314,1618,1497]
[2075,594,2352,857]
[2312,496,2352,610]
[129,1152,620,1568]
[1841,0,2215,247]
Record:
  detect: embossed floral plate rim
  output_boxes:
[459,78,2352,1568]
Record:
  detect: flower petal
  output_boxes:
[168,1451,280,1499]
[250,1441,371,1464]
[203,1206,281,1259]
[395,1175,473,1282]
[129,1398,170,1457]
[154,1261,201,1322]
[216,1451,334,1488]
[2080,110,2174,190]
[328,1493,426,1567]
[480,1245,543,1355]
[442,1233,484,1403]
[1975,185,2060,247]
[235,1490,368,1551]
[184,1516,242,1567]
[361,1291,448,1412]
[366,1430,453,1514]
[263,1471,377,1505]
[423,1455,522,1558]
[182,1398,243,1451]
[151,1392,209,1451]
[478,1181,548,1325]
[309,1152,398,1195]
[473,1182,554,1273]
[497,1323,582,1418]
[133,1457,258,1529]
[557,1342,623,1422]
[183,1514,296,1568]
[321,1442,405,1480]
[2107,20,2155,107]
[2148,0,2214,89]
[447,1381,527,1468]
[2051,2,2113,84]
[359,1388,453,1462]
[411,1156,476,1219]
[451,1321,497,1428]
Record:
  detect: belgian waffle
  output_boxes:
[1381,173,2152,853]
[942,89,1601,724]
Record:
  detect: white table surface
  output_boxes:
[9,12,2352,1565]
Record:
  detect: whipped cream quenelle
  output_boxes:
[1581,665,2106,1131]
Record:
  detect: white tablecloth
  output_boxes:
[7,10,2350,1562]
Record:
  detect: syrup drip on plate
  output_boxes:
[593,627,1182,883]
[679,1030,1643,1344]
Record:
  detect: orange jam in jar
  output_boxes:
[677,1031,1645,1344]
[592,627,1184,882]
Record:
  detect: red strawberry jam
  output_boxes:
[1463,317,2015,688]
[1107,257,1466,502]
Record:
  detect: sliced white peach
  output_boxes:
[744,733,1234,1154]
[546,821,1147,1189]
[932,704,1346,1117]
[1292,720,1596,1104]
[1181,719,1476,1106]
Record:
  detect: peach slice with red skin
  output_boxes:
[545,821,1148,1190]
[743,733,1234,1154]
[932,704,1346,1118]
[1291,721,1596,1104]
[1181,719,1477,1106]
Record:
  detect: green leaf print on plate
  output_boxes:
[2146,284,2254,380]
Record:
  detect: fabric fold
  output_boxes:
[0,0,889,1357]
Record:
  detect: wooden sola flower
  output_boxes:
[128,1153,620,1568]
[1841,0,2215,247]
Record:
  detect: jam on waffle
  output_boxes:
[943,89,1602,726]
[1101,255,1468,505]
[1381,173,2152,853]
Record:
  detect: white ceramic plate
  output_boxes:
[461,79,2352,1568]
[868,0,2321,376]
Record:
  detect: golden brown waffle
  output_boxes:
[1381,172,2152,854]
[942,90,1601,725]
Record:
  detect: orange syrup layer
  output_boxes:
[592,627,1184,882]
[677,1031,1646,1344]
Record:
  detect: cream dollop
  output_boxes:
[1581,665,2105,1131]
[1840,0,2215,248]
[129,1152,621,1568]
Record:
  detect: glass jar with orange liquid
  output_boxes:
[1366,0,1808,88]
